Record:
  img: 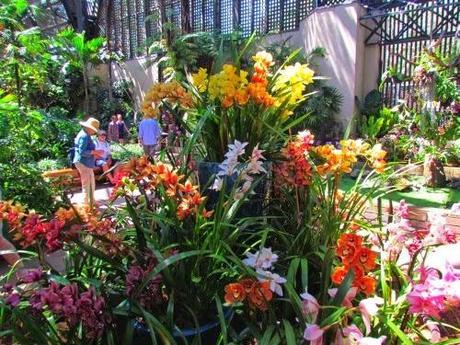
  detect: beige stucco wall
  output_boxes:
[88,57,159,114]
[111,57,159,111]
[266,1,380,128]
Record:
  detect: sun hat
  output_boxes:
[79,118,100,132]
[98,129,107,135]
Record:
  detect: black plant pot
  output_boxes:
[133,308,233,344]
[197,161,271,219]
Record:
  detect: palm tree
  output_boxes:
[57,28,106,113]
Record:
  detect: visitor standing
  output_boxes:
[116,114,129,144]
[73,118,103,208]
[107,115,119,142]
[138,116,161,158]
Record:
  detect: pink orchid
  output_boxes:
[407,283,445,319]
[341,324,386,345]
[300,290,320,322]
[421,321,441,343]
[304,323,324,345]
[256,269,286,296]
[359,297,383,335]
[394,199,409,219]
[328,287,358,307]
[243,247,278,270]
[359,336,387,345]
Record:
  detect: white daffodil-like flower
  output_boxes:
[256,269,286,296]
[243,247,278,270]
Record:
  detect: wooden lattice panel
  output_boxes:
[282,0,298,31]
[240,0,252,34]
[253,0,266,33]
[203,0,216,31]
[192,0,203,31]
[220,0,234,33]
[267,0,281,32]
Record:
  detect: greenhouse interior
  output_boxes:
[0,0,459,343]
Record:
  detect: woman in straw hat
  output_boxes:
[73,117,104,207]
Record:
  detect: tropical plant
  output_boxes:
[147,31,218,81]
[56,28,108,113]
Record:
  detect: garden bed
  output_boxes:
[398,163,460,181]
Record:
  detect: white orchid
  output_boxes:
[243,247,278,270]
[256,269,286,296]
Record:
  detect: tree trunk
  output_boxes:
[14,63,21,107]
[83,64,89,114]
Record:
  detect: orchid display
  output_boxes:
[187,46,316,161]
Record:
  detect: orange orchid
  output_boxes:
[179,182,197,194]
[247,280,273,311]
[224,283,246,304]
[336,243,358,264]
[355,247,378,271]
[337,233,363,250]
[353,275,376,296]
[331,266,348,285]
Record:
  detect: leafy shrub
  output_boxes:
[0,163,57,215]
[111,143,143,161]
[36,158,66,172]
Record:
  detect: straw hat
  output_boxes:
[79,118,100,132]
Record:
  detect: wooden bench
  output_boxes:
[42,164,125,188]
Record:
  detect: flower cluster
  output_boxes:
[206,64,249,108]
[141,81,194,118]
[273,62,314,108]
[224,278,273,311]
[332,233,378,296]
[407,264,460,320]
[382,200,457,261]
[2,270,109,340]
[211,140,267,200]
[225,247,285,311]
[192,51,313,111]
[274,130,314,187]
[302,291,387,343]
[243,247,286,296]
[115,157,212,220]
[0,200,125,255]
[275,132,387,189]
[125,256,164,311]
[0,201,65,251]
[314,140,386,175]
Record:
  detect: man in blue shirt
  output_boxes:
[138,116,161,158]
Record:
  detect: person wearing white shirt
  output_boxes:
[94,130,115,184]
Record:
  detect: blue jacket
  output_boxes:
[73,130,96,168]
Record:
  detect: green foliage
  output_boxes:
[0,163,56,214]
[148,31,218,81]
[0,92,72,213]
[360,107,397,144]
[56,28,109,113]
[36,158,66,172]
[95,79,136,127]
[300,83,344,139]
[111,143,143,161]
[264,39,343,140]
